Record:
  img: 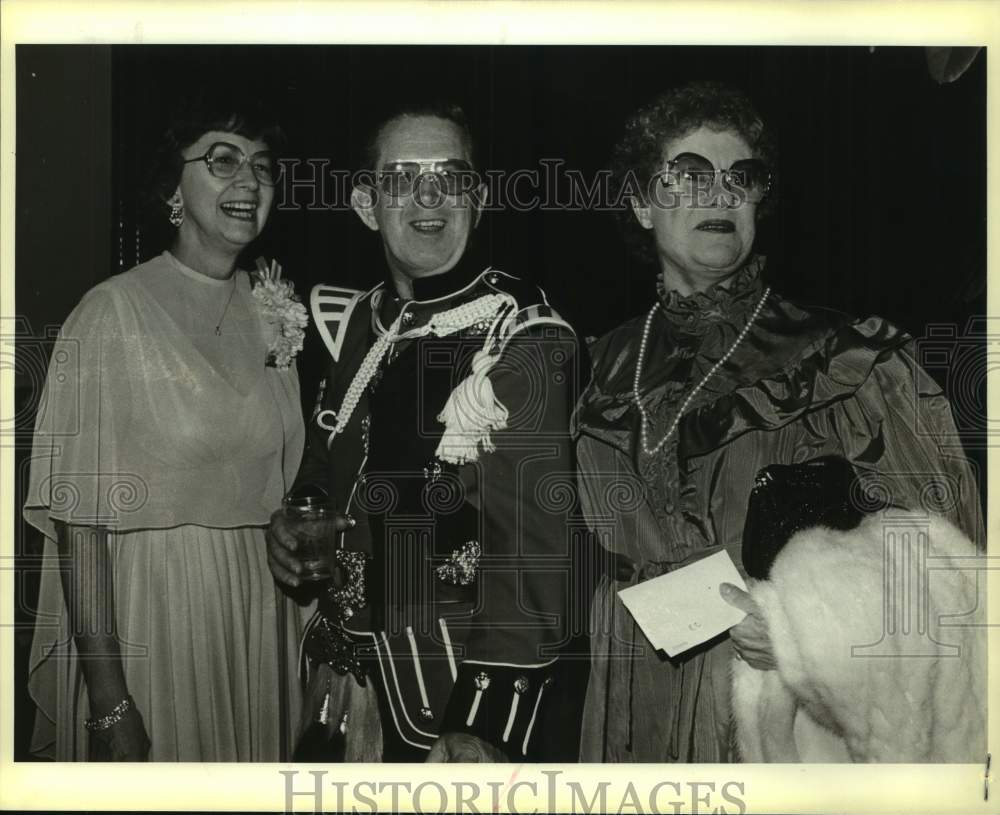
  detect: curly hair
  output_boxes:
[146,89,286,218]
[610,80,778,265]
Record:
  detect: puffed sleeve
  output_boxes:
[23,286,134,540]
[830,338,983,546]
[438,321,585,756]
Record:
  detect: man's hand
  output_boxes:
[426,732,507,762]
[266,508,354,588]
[720,582,777,671]
[266,509,305,587]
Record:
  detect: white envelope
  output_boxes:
[617,550,749,657]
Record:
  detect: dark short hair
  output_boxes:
[611,80,778,265]
[359,100,477,175]
[147,90,286,214]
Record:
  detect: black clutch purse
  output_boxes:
[741,455,871,580]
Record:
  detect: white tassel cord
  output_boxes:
[435,347,509,464]
[435,301,515,465]
[319,294,514,451]
[317,316,401,449]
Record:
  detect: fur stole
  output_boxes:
[732,511,985,762]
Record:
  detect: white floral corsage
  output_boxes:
[251,258,309,370]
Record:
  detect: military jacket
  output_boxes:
[294,261,583,758]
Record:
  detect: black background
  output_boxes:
[13,44,987,760]
[17,45,988,393]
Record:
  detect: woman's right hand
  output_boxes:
[88,707,151,761]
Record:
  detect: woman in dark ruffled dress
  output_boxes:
[574,80,983,762]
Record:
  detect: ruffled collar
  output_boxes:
[656,255,766,335]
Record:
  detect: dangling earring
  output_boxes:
[168,200,184,227]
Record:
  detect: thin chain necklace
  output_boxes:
[214,275,238,336]
[167,251,239,336]
[633,286,771,456]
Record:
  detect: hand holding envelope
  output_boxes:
[719,581,777,670]
[617,550,752,658]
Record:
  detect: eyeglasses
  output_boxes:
[374,158,479,199]
[182,141,281,186]
[659,152,772,204]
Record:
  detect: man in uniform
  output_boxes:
[267,102,584,762]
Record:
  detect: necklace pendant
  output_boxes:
[214,325,222,336]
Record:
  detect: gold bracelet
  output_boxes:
[85,695,134,733]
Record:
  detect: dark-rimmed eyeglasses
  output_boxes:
[659,152,771,203]
[374,158,479,198]
[182,141,281,186]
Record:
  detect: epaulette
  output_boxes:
[310,284,365,363]
[480,269,576,350]
[500,302,575,349]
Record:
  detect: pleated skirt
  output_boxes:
[28,525,305,761]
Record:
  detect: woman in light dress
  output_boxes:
[25,94,307,761]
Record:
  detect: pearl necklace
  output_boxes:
[633,286,771,456]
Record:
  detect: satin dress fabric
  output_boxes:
[574,257,982,762]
